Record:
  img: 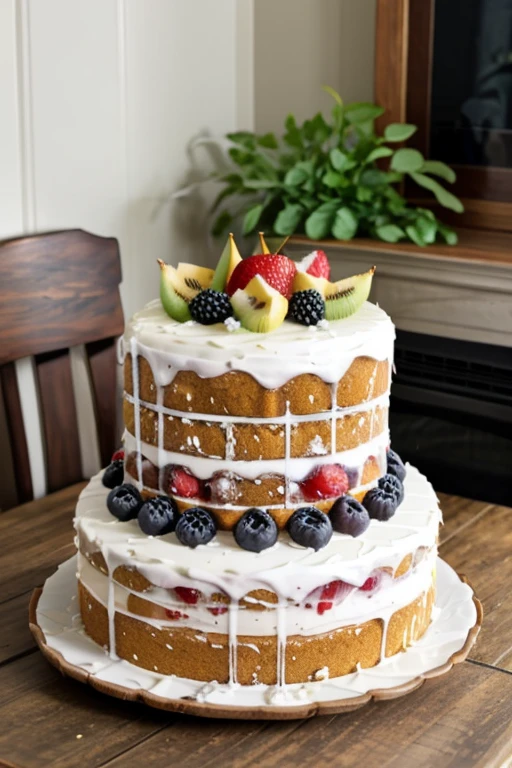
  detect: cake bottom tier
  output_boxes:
[78,578,435,686]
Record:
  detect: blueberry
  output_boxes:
[102,459,124,489]
[234,508,278,552]
[106,483,142,521]
[329,496,370,537]
[175,507,216,548]
[138,496,178,536]
[387,449,406,482]
[287,506,333,551]
[363,474,404,522]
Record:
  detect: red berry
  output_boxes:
[360,573,381,592]
[165,609,189,620]
[316,580,347,615]
[226,254,296,299]
[298,249,330,280]
[174,587,200,605]
[301,464,349,501]
[208,606,228,616]
[112,448,125,462]
[167,466,201,498]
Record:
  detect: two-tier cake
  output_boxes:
[74,236,441,690]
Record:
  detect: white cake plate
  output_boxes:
[29,556,482,720]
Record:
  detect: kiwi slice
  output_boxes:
[158,261,213,322]
[210,233,242,291]
[230,274,288,333]
[324,267,375,321]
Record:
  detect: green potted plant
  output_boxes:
[211,86,463,247]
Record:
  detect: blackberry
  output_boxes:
[234,508,278,552]
[287,506,333,551]
[189,289,233,325]
[288,289,325,326]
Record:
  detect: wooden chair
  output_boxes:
[0,229,124,510]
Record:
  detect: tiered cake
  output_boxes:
[74,238,441,690]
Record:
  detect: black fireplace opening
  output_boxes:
[389,329,512,506]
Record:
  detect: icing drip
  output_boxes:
[228,601,238,684]
[284,402,291,507]
[130,337,143,490]
[330,381,338,456]
[156,384,165,492]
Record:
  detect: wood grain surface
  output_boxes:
[0,487,511,768]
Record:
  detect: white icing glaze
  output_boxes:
[37,556,478,708]
[121,300,395,390]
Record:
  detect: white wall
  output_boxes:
[1,0,253,319]
[253,0,376,135]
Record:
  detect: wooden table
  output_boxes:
[1,487,511,768]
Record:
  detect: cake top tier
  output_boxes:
[123,299,394,389]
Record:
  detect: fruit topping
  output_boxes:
[174,586,201,605]
[287,506,333,551]
[102,459,124,489]
[360,573,382,592]
[165,609,189,620]
[208,606,228,616]
[363,474,404,521]
[234,508,278,552]
[166,465,202,499]
[292,266,375,321]
[137,496,178,536]
[387,449,406,482]
[301,464,349,501]
[230,274,288,333]
[329,495,370,537]
[226,253,296,299]
[158,260,214,322]
[288,289,325,326]
[210,232,242,291]
[175,507,216,548]
[189,289,234,325]
[207,471,242,504]
[106,483,143,521]
[296,249,330,280]
[255,231,271,254]
[111,448,125,462]
[317,580,346,615]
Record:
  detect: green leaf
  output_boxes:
[332,207,358,240]
[365,146,393,163]
[415,216,437,244]
[243,178,278,189]
[305,202,338,239]
[322,170,343,188]
[212,210,233,237]
[359,168,391,187]
[331,103,344,132]
[384,123,418,142]
[322,85,343,105]
[420,160,456,183]
[284,166,309,186]
[228,147,254,166]
[345,102,385,124]
[257,132,279,149]
[330,148,356,172]
[409,172,464,212]
[405,224,426,247]
[438,223,458,245]
[375,224,405,243]
[390,148,424,173]
[227,131,256,149]
[242,203,264,235]
[283,114,302,149]
[274,203,304,236]
[356,186,374,202]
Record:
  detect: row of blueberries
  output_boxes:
[101,449,406,551]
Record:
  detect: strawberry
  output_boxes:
[301,464,349,501]
[167,466,201,498]
[174,587,201,605]
[111,448,125,462]
[360,573,381,592]
[208,606,228,616]
[297,250,330,280]
[165,609,189,620]
[226,254,296,299]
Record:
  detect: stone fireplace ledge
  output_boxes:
[288,231,512,349]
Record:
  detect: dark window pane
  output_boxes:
[430,0,512,168]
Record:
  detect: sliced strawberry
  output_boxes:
[297,249,330,280]
[226,254,296,299]
[301,464,349,501]
[360,573,381,592]
[112,448,125,462]
[168,466,201,498]
[165,609,189,620]
[174,587,201,605]
[208,606,228,616]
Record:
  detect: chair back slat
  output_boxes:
[35,349,83,492]
[0,229,124,509]
[0,362,33,507]
[86,338,119,466]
